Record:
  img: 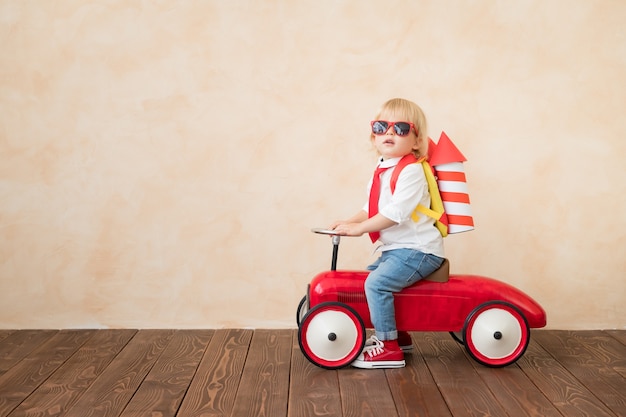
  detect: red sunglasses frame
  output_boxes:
[370,120,418,137]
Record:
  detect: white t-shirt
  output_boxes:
[363,156,445,257]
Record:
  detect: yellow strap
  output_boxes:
[409,161,449,237]
[414,204,442,221]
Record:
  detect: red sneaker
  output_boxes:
[365,332,413,352]
[352,337,405,369]
[397,331,413,352]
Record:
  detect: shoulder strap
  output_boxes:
[389,155,449,237]
[417,160,449,237]
[390,154,420,193]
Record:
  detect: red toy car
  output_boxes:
[297,229,547,369]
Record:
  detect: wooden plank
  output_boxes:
[385,332,453,417]
[11,329,136,417]
[606,329,626,347]
[230,329,293,417]
[176,328,253,417]
[287,329,342,417]
[416,332,509,417]
[0,331,14,344]
[63,329,175,417]
[338,367,398,417]
[0,330,57,375]
[518,331,617,417]
[534,330,626,416]
[119,330,214,417]
[0,330,95,417]
[605,329,626,378]
[467,337,562,417]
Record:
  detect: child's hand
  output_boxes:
[328,220,345,231]
[332,222,365,237]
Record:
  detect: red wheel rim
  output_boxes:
[464,302,530,367]
[298,302,365,369]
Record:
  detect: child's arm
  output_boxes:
[329,210,368,231]
[331,212,396,237]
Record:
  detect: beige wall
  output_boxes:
[1,1,624,329]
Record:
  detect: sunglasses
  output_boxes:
[370,120,417,137]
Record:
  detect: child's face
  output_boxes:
[371,112,419,160]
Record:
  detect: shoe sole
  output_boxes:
[351,359,406,369]
[365,344,413,352]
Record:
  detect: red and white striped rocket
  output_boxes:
[429,132,474,234]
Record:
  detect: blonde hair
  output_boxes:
[371,98,429,159]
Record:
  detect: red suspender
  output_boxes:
[389,154,421,193]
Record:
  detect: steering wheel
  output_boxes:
[311,228,341,235]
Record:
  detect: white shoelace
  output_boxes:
[363,336,385,358]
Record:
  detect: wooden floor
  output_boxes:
[0,329,624,417]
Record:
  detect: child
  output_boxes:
[330,98,445,369]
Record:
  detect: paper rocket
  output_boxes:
[430,131,474,234]
[429,131,467,166]
[427,137,437,160]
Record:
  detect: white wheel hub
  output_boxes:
[470,308,522,359]
[305,310,358,361]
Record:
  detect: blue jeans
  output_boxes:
[365,249,444,341]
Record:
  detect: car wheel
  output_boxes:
[298,302,366,369]
[449,331,464,345]
[296,295,308,326]
[463,301,530,367]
